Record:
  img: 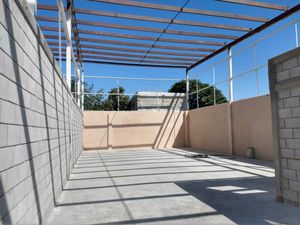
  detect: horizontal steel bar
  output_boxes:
[57,58,187,68]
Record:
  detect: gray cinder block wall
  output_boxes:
[130,92,187,111]
[0,0,83,224]
[269,47,300,207]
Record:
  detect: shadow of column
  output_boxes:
[35,27,58,209]
[0,177,12,224]
[3,1,42,223]
[51,66,64,190]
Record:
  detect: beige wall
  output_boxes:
[84,110,186,150]
[188,95,274,160]
[84,95,274,160]
[189,103,230,154]
[232,95,273,160]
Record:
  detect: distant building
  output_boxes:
[130,92,186,111]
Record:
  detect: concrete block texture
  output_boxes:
[0,0,83,224]
[269,47,300,207]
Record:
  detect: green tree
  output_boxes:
[71,77,130,111]
[168,80,227,109]
[100,86,130,111]
[84,83,104,110]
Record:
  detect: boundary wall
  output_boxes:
[84,96,273,161]
[0,0,83,223]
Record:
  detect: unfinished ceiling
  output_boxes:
[36,0,300,70]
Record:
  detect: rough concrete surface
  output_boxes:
[269,47,300,206]
[46,149,300,225]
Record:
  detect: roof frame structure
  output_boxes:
[37,0,300,70]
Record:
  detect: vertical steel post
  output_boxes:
[156,92,158,111]
[196,80,199,109]
[228,47,233,102]
[295,23,299,48]
[254,44,260,96]
[27,0,37,16]
[66,3,72,89]
[77,67,81,106]
[117,80,120,111]
[81,66,84,111]
[227,48,233,155]
[213,67,216,105]
[58,9,62,72]
[185,68,189,110]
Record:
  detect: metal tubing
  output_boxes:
[196,80,199,109]
[188,4,300,71]
[213,67,216,105]
[77,67,81,106]
[254,44,260,95]
[228,47,233,102]
[186,68,189,110]
[117,80,120,111]
[58,10,62,71]
[295,23,299,47]
[81,66,84,111]
[66,3,72,88]
[84,75,180,81]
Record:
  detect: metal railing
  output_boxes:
[188,15,300,108]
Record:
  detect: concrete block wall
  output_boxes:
[269,47,300,207]
[0,0,83,224]
[130,92,186,111]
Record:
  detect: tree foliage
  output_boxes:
[168,80,227,109]
[79,81,130,111]
[84,83,104,110]
[72,77,103,110]
[99,87,130,111]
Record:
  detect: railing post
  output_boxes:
[228,47,233,103]
[27,0,37,16]
[185,67,189,110]
[196,80,199,109]
[66,2,72,89]
[81,67,84,111]
[117,80,120,111]
[227,48,233,155]
[77,67,81,106]
[254,44,260,96]
[213,67,216,105]
[58,10,62,72]
[295,23,299,47]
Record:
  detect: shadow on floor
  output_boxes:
[46,150,300,225]
[176,176,300,225]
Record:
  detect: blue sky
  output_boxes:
[37,0,300,101]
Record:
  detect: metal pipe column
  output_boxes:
[66,3,72,89]
[185,67,189,110]
[228,47,233,102]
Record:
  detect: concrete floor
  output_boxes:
[46,149,300,225]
